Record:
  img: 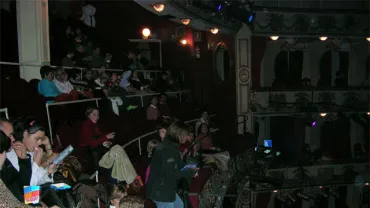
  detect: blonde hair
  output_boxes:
[107,184,127,201]
[147,139,159,157]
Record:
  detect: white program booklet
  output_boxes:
[52,145,74,165]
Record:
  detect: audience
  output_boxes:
[79,107,115,170]
[146,121,198,208]
[38,66,60,100]
[146,96,159,121]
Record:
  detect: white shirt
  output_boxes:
[54,80,74,94]
[80,4,96,27]
[7,149,53,186]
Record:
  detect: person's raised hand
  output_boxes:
[33,147,44,166]
[12,142,27,159]
[106,132,115,140]
[48,164,57,174]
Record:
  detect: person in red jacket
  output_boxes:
[79,107,115,170]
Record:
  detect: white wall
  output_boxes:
[260,39,370,87]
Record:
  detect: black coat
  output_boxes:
[145,140,195,202]
[0,157,32,202]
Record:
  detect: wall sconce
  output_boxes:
[180,39,187,45]
[152,3,165,12]
[270,36,279,40]
[142,28,151,39]
[319,36,328,41]
[210,28,219,34]
[181,19,191,25]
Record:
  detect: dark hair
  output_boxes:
[164,120,190,145]
[197,123,208,135]
[0,131,11,153]
[107,184,127,201]
[13,117,45,142]
[156,117,174,130]
[85,107,99,117]
[40,65,52,78]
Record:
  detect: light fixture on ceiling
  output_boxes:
[319,36,328,41]
[270,36,279,40]
[319,113,327,117]
[367,112,370,115]
[152,3,165,12]
[180,39,187,45]
[366,37,370,42]
[181,19,191,25]
[142,28,151,39]
[210,28,219,34]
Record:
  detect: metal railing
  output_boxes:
[45,91,189,143]
[0,61,185,81]
[122,115,217,156]
[0,108,9,119]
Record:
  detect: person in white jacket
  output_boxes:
[80,3,96,28]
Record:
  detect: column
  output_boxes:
[17,0,50,81]
[350,118,364,158]
[302,51,311,80]
[235,24,252,134]
[257,117,270,146]
[331,51,339,87]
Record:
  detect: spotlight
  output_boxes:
[270,36,279,40]
[366,37,370,42]
[319,113,327,117]
[305,117,316,127]
[181,19,191,25]
[152,3,165,12]
[210,28,219,34]
[319,36,328,41]
[365,182,369,186]
[297,192,309,200]
[142,28,151,39]
[180,39,187,45]
[367,112,370,115]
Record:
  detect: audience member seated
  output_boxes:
[79,107,115,170]
[130,71,144,91]
[8,118,57,186]
[146,121,198,208]
[95,72,109,89]
[0,131,32,207]
[91,47,105,68]
[107,183,145,208]
[195,123,220,154]
[158,93,171,117]
[83,70,97,90]
[61,49,75,67]
[146,96,159,121]
[0,119,32,202]
[66,68,88,89]
[145,139,159,184]
[38,66,61,101]
[54,68,79,100]
[195,110,209,136]
[107,73,120,93]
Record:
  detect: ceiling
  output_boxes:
[134,0,369,38]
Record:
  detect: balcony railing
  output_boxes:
[251,88,370,113]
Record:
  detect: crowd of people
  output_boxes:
[0,101,222,207]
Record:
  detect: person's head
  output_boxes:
[164,120,190,145]
[55,67,66,82]
[85,107,99,123]
[40,66,54,81]
[132,71,138,79]
[159,93,167,104]
[127,50,137,60]
[102,87,109,97]
[76,44,84,53]
[151,96,158,106]
[157,118,173,140]
[99,73,109,85]
[0,118,15,144]
[93,47,101,56]
[201,111,209,121]
[107,184,127,206]
[111,73,118,81]
[198,123,209,135]
[147,140,159,157]
[0,131,11,167]
[84,70,93,80]
[13,118,46,152]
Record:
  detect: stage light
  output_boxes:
[270,36,279,40]
[180,39,187,45]
[152,3,165,12]
[319,36,328,41]
[367,112,370,115]
[210,28,219,34]
[142,28,151,39]
[305,117,316,127]
[366,37,370,42]
[320,113,327,117]
[181,19,191,25]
